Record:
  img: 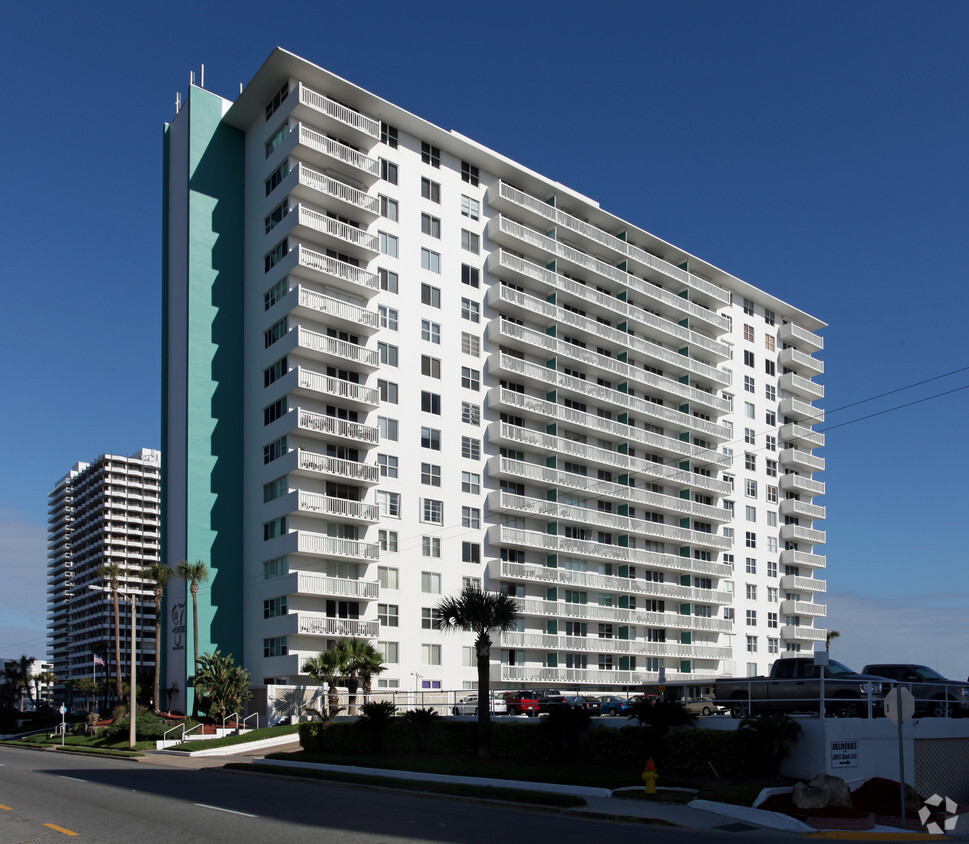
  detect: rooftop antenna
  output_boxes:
[175,91,181,113]
[200,64,205,88]
[190,70,195,86]
[239,82,243,94]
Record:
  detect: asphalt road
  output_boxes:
[0,746,806,843]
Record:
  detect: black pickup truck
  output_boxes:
[862,664,969,718]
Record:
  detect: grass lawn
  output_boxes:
[167,723,300,751]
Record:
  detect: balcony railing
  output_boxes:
[296,286,380,330]
[297,614,379,638]
[780,574,826,593]
[780,625,826,642]
[515,596,733,631]
[296,572,379,599]
[296,244,379,291]
[780,599,827,618]
[297,124,380,178]
[778,322,824,352]
[297,368,380,406]
[500,666,700,685]
[779,372,824,401]
[779,474,826,496]
[499,631,731,660]
[778,346,824,376]
[779,448,826,472]
[296,205,379,252]
[298,491,378,522]
[297,327,379,367]
[297,83,381,139]
[778,423,825,449]
[297,450,379,484]
[779,549,826,569]
[779,499,826,520]
[296,164,380,216]
[296,530,379,560]
[779,397,824,424]
[779,524,826,545]
[297,409,379,445]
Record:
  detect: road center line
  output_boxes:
[58,775,87,783]
[194,803,258,818]
[43,823,79,836]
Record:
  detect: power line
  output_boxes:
[820,383,969,432]
[824,365,969,416]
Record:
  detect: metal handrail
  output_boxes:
[242,713,259,730]
[222,712,239,731]
[162,723,185,743]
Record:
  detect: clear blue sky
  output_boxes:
[2,0,967,678]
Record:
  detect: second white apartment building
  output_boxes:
[163,48,826,707]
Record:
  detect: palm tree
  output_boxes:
[143,562,174,712]
[177,560,209,715]
[436,584,520,758]
[17,655,37,711]
[98,562,124,703]
[304,649,344,717]
[334,637,375,715]
[359,647,385,703]
[193,651,252,722]
[826,629,840,653]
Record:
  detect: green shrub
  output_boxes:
[102,711,173,742]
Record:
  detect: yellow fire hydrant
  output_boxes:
[642,756,658,794]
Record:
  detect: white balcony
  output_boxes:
[780,599,827,618]
[296,83,381,141]
[290,327,379,369]
[779,447,825,472]
[779,474,826,496]
[294,408,379,447]
[494,525,732,578]
[780,625,826,642]
[499,631,731,660]
[294,613,379,638]
[286,367,379,409]
[274,570,379,600]
[778,346,824,376]
[294,205,379,255]
[296,530,379,561]
[296,124,380,184]
[780,574,826,593]
[780,549,826,569]
[294,244,379,294]
[779,524,826,545]
[515,596,733,631]
[292,450,379,485]
[298,491,378,523]
[777,322,824,352]
[779,422,825,449]
[779,372,825,401]
[500,665,699,686]
[292,286,380,334]
[779,397,824,424]
[779,498,826,520]
[292,164,380,220]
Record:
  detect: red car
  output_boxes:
[501,690,540,716]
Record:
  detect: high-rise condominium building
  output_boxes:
[47,449,161,704]
[163,48,825,708]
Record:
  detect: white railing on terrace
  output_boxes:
[779,423,825,448]
[297,124,380,176]
[500,631,731,660]
[297,369,380,406]
[297,409,379,444]
[780,524,827,545]
[781,599,827,617]
[780,625,826,642]
[779,448,826,471]
[780,574,827,592]
[779,346,824,374]
[495,185,730,305]
[297,572,379,599]
[298,491,378,521]
[515,596,733,631]
[296,245,379,290]
[296,165,380,214]
[778,322,824,351]
[297,327,379,367]
[500,666,701,685]
[779,397,825,424]
[498,524,731,578]
[297,451,379,483]
[779,549,827,568]
[500,560,731,604]
[780,372,825,399]
[297,206,379,251]
[297,530,379,560]
[780,474,826,496]
[495,251,731,363]
[298,84,381,138]
[779,499,826,520]
[297,614,379,638]
[297,286,380,329]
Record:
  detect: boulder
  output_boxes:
[792,774,853,809]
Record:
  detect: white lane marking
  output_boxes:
[58,776,87,783]
[194,803,258,818]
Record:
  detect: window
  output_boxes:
[377,453,398,478]
[263,437,287,464]
[264,199,289,233]
[768,537,778,553]
[377,566,399,588]
[422,498,443,523]
[744,402,755,419]
[264,357,287,386]
[379,195,399,221]
[460,195,481,220]
[378,643,399,665]
[420,248,441,273]
[264,637,287,658]
[378,604,398,627]
[746,610,757,626]
[421,427,441,450]
[377,490,400,518]
[264,279,287,310]
[422,571,442,593]
[744,350,755,367]
[766,485,778,503]
[768,612,778,629]
[461,160,479,186]
[745,453,756,471]
[461,298,480,322]
[765,409,777,426]
[421,355,441,378]
[421,177,440,203]
[421,142,441,167]
[767,587,778,603]
[746,505,757,522]
[461,472,481,494]
[421,462,441,485]
[380,121,398,148]
[765,434,776,452]
[422,536,441,558]
[378,342,398,366]
[421,283,441,307]
[743,324,755,342]
[461,436,480,460]
[421,213,441,238]
[379,231,398,258]
[461,367,480,391]
[263,477,286,502]
[746,557,757,574]
[264,556,287,579]
[265,162,288,196]
[380,158,398,184]
[765,360,776,376]
[263,517,286,540]
[264,82,289,120]
[767,511,777,527]
[461,264,480,288]
[265,124,289,158]
[745,479,758,498]
[461,230,480,254]
[264,238,288,272]
[379,268,398,293]
[746,532,757,549]
[743,297,755,316]
[462,542,481,564]
[422,607,442,629]
[765,384,776,402]
[744,427,755,445]
[768,637,779,655]
[421,391,441,415]
[744,375,755,393]
[767,560,778,578]
[764,308,776,326]
[378,532,399,553]
[378,416,398,441]
[378,379,398,403]
[422,644,442,665]
[746,584,757,601]
[746,635,758,653]
[461,402,480,425]
[462,506,481,528]
[264,398,287,426]
[765,332,776,350]
[378,305,398,331]
[766,459,778,477]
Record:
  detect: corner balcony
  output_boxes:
[780,625,826,643]
[291,286,380,335]
[291,326,379,369]
[780,574,826,593]
[291,204,379,258]
[515,596,733,632]
[779,473,825,496]
[295,124,380,185]
[291,244,379,296]
[779,498,826,520]
[279,448,379,485]
[500,665,698,686]
[499,631,732,661]
[291,164,380,221]
[779,372,824,401]
[296,529,379,561]
[274,570,379,600]
[297,491,378,523]
[779,423,824,449]
[293,408,379,447]
[777,322,824,353]
[779,524,826,545]
[295,83,381,143]
[778,346,824,377]
[779,397,824,424]
[780,549,826,570]
[268,612,379,639]
[277,367,379,410]
[779,448,825,473]
[780,599,827,618]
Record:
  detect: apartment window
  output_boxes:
[461,471,481,494]
[745,479,758,498]
[378,604,399,627]
[767,511,777,527]
[380,158,398,184]
[264,82,288,120]
[421,177,440,203]
[768,560,778,578]
[462,542,481,564]
[264,398,287,426]
[264,597,287,619]
[744,428,755,445]
[745,453,756,471]
[264,279,287,310]
[421,248,441,273]
[744,350,755,367]
[462,506,481,528]
[744,402,755,419]
[421,607,443,629]
[264,556,287,579]
[766,459,778,478]
[378,342,398,366]
[380,121,398,148]
[422,644,442,666]
[765,360,776,376]
[421,355,441,378]
[264,199,289,233]
[764,307,776,326]
[378,531,399,553]
[421,391,441,415]
[263,477,287,502]
[265,162,288,196]
[421,283,441,308]
[746,635,758,653]
[377,454,398,478]
[421,213,441,238]
[377,565,399,588]
[420,321,442,345]
[765,384,776,402]
[765,332,776,350]
[461,436,480,460]
[743,297,755,316]
[746,532,757,549]
[746,610,757,626]
[743,324,755,342]
[378,379,398,403]
[264,637,287,658]
[767,586,778,603]
[378,305,398,331]
[422,537,441,558]
[263,437,287,464]
[461,230,480,254]
[746,557,757,574]
[378,416,398,441]
[421,571,442,594]
[421,142,441,167]
[461,367,480,391]
[264,238,288,272]
[461,264,480,288]
[379,232,398,258]
[768,537,778,553]
[461,298,480,323]
[765,434,776,452]
[461,402,480,426]
[421,462,441,486]
[746,584,757,601]
[766,485,778,503]
[265,124,289,158]
[765,410,777,426]
[264,357,287,387]
[744,375,755,393]
[768,612,778,630]
[379,195,399,222]
[377,490,400,518]
[746,505,757,522]
[422,498,443,524]
[263,517,286,540]
[458,194,481,220]
[379,268,399,293]
[768,637,779,655]
[461,160,479,186]
[421,427,441,450]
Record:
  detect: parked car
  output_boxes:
[597,695,635,716]
[501,690,540,716]
[451,694,509,716]
[562,695,602,715]
[862,664,969,718]
[682,696,725,716]
[536,689,566,713]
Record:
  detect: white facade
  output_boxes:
[166,49,826,695]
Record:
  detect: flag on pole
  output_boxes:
[94,655,105,667]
